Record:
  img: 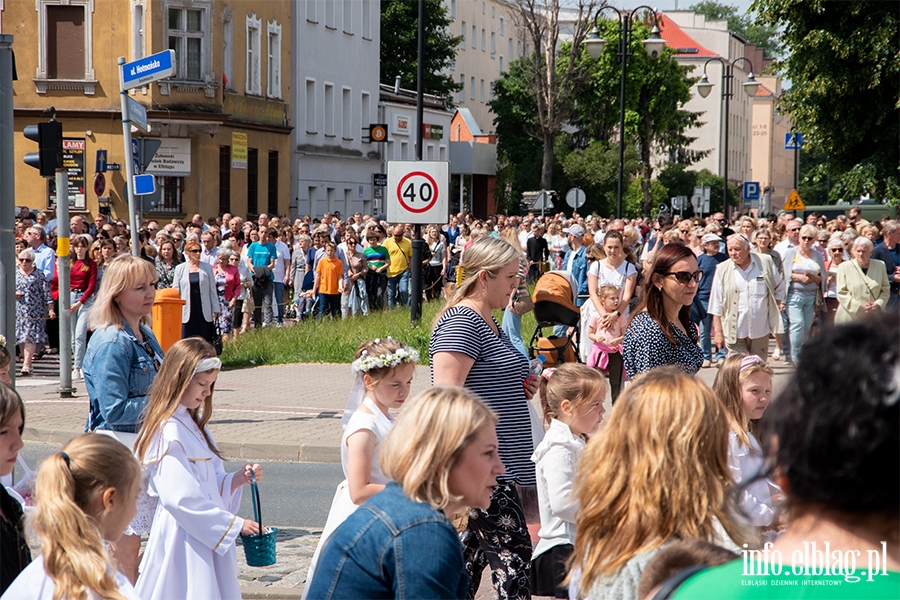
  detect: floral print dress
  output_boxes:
[215,270,232,335]
[16,269,52,345]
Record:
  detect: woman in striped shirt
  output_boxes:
[431,236,538,600]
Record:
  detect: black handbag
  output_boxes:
[211,323,223,357]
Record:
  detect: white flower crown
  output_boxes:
[0,334,5,348]
[351,340,420,373]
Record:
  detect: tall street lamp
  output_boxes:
[695,56,758,222]
[584,6,666,219]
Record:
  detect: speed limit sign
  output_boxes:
[386,160,449,224]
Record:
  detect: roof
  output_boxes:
[658,13,718,58]
[754,82,776,98]
[454,107,483,137]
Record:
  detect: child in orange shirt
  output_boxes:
[314,242,344,318]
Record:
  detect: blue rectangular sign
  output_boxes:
[743,181,760,200]
[127,97,149,132]
[122,50,175,90]
[784,132,803,150]
[95,149,107,173]
[133,174,156,195]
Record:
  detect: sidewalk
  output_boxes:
[16,352,795,463]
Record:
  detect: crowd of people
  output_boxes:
[2,202,898,600]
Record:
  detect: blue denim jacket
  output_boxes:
[83,322,163,433]
[562,245,589,306]
[307,482,468,600]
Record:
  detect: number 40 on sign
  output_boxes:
[386,161,450,224]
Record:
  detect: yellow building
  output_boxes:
[5,0,291,225]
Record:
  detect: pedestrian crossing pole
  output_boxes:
[55,168,74,397]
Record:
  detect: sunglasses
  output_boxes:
[829,248,843,253]
[18,258,33,263]
[186,249,201,254]
[661,270,702,284]
[788,228,800,232]
[800,236,815,241]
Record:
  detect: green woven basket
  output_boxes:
[240,470,277,567]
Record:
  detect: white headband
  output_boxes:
[193,357,222,375]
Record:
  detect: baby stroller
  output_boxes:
[294,270,318,320]
[528,271,581,366]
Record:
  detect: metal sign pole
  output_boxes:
[0,35,16,386]
[409,0,426,324]
[118,57,140,256]
[55,170,74,396]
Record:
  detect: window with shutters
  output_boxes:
[34,1,96,94]
[245,14,262,95]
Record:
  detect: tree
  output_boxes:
[380,0,462,100]
[690,1,780,58]
[752,0,899,203]
[561,138,639,217]
[508,0,601,190]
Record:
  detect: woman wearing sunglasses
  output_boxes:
[623,243,704,380]
[14,249,55,376]
[780,225,826,363]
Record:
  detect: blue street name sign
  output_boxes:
[127,97,149,132]
[785,132,803,150]
[133,174,156,195]
[743,182,760,201]
[122,50,175,90]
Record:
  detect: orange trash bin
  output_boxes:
[152,289,185,353]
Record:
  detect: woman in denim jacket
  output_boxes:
[307,387,505,600]
[82,254,163,584]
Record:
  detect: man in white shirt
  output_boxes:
[709,234,784,360]
[268,226,291,326]
[24,226,56,280]
[774,219,802,256]
[199,231,219,268]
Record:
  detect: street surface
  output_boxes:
[11,349,794,597]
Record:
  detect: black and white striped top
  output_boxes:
[430,305,536,485]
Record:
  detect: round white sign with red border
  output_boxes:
[386,161,449,224]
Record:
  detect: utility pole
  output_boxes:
[0,35,16,385]
[409,0,426,324]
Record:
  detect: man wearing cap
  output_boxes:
[709,234,784,361]
[696,233,728,367]
[561,224,588,306]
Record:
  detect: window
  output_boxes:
[492,5,495,18]
[267,151,278,215]
[308,186,318,208]
[305,79,316,133]
[460,21,466,49]
[247,148,259,215]
[151,177,183,213]
[342,88,352,139]
[470,77,475,100]
[482,2,486,14]
[481,29,486,52]
[361,92,371,131]
[491,32,495,57]
[132,3,145,62]
[223,13,234,90]
[499,55,504,72]
[499,17,505,36]
[306,0,316,23]
[362,0,371,38]
[45,5,87,80]
[267,20,281,98]
[219,146,231,215]
[451,0,456,18]
[480,79,485,102]
[510,39,514,60]
[324,83,334,136]
[490,80,495,101]
[325,0,335,28]
[472,25,477,49]
[168,7,204,81]
[343,0,352,33]
[245,15,261,95]
[450,54,455,71]
[459,74,465,103]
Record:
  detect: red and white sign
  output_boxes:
[386,161,449,224]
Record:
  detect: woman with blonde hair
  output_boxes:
[2,433,142,599]
[83,254,163,582]
[0,384,30,594]
[307,386,504,599]
[431,236,538,599]
[573,367,752,600]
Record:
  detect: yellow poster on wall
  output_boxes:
[232,132,248,169]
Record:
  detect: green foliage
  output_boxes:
[561,139,639,217]
[623,177,668,219]
[657,163,698,199]
[694,168,740,214]
[690,1,781,58]
[380,0,462,100]
[752,0,899,202]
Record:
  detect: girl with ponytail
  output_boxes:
[2,433,141,600]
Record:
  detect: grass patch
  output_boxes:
[220,298,541,369]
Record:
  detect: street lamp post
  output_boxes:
[695,57,758,222]
[584,6,666,219]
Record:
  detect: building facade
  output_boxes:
[291,0,381,220]
[444,0,528,136]
[6,0,292,224]
[751,75,795,212]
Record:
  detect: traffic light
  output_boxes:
[23,119,63,177]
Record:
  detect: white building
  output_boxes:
[291,0,382,219]
[661,11,757,189]
[443,0,529,135]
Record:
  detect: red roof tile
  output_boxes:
[754,83,775,97]
[658,14,718,58]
